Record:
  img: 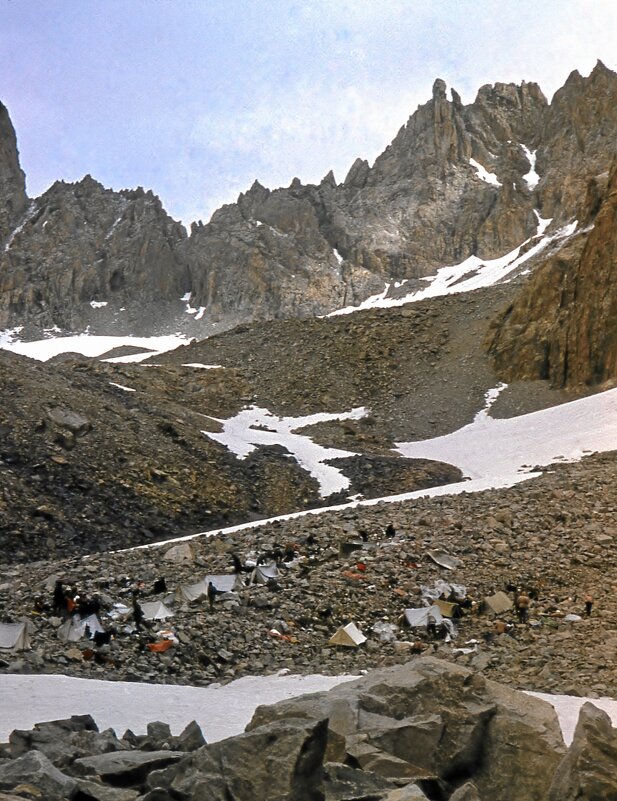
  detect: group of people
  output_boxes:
[52,580,102,620]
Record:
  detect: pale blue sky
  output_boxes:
[1,0,615,225]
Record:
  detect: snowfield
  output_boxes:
[0,333,192,363]
[202,405,368,495]
[1,671,616,747]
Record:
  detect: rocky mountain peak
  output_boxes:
[432,77,448,98]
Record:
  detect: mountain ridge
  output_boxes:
[1,62,617,346]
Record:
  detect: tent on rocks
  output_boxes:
[404,605,457,640]
[328,622,367,647]
[140,601,174,621]
[250,562,280,586]
[57,614,105,642]
[174,580,209,603]
[174,574,242,603]
[0,622,31,651]
[205,574,243,596]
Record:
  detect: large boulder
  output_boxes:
[71,750,185,785]
[547,701,617,800]
[0,749,78,799]
[146,717,328,801]
[247,656,565,801]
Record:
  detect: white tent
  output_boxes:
[175,580,209,603]
[57,614,104,643]
[404,605,444,628]
[140,601,174,621]
[250,562,280,585]
[0,622,31,651]
[205,574,242,594]
[404,605,457,640]
[328,622,367,647]
[426,549,461,570]
[421,580,466,601]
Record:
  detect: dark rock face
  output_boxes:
[487,155,617,388]
[537,61,617,225]
[2,64,617,335]
[0,175,190,331]
[0,101,27,243]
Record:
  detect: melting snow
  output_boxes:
[3,202,36,252]
[333,248,344,264]
[521,144,540,189]
[0,334,191,363]
[203,406,368,495]
[329,283,391,316]
[182,292,207,320]
[182,363,223,369]
[109,382,136,393]
[533,209,552,237]
[90,300,108,309]
[329,217,576,316]
[469,158,502,187]
[396,385,617,481]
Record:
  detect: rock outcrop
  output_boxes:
[547,702,617,800]
[0,176,190,332]
[487,155,617,388]
[247,657,564,801]
[0,101,27,242]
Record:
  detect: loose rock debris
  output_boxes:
[1,451,617,698]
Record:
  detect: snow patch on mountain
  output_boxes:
[330,218,576,316]
[129,383,617,552]
[396,385,617,481]
[521,144,540,189]
[202,406,368,495]
[0,333,192,362]
[469,157,501,187]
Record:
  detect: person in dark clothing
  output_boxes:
[584,593,593,616]
[93,629,115,647]
[207,581,220,610]
[385,523,396,538]
[52,580,65,616]
[153,577,167,594]
[132,593,146,630]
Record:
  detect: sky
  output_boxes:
[1,1,616,226]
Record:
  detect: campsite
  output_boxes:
[1,448,617,700]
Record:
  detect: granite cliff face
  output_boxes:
[0,175,190,332]
[1,62,617,340]
[487,156,617,389]
[0,101,27,243]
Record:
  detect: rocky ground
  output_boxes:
[1,278,583,566]
[156,284,581,442]
[2,449,617,701]
[0,336,464,564]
